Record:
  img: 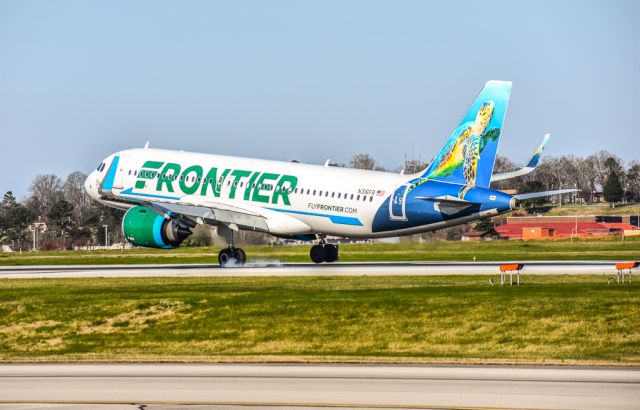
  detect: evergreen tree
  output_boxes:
[0,191,36,244]
[47,200,75,236]
[603,170,623,205]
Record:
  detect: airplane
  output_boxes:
[84,80,575,266]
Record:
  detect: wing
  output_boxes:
[147,200,271,232]
[115,190,311,235]
[513,188,578,200]
[491,134,550,182]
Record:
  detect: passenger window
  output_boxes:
[331,192,335,198]
[313,190,316,196]
[350,194,354,200]
[319,190,323,196]
[134,170,137,176]
[337,193,341,199]
[325,191,329,197]
[369,196,373,202]
[357,195,360,201]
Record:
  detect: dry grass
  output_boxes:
[0,275,639,364]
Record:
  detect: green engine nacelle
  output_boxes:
[122,206,192,249]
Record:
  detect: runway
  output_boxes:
[0,261,633,279]
[0,363,638,410]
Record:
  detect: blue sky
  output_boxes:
[1,0,638,198]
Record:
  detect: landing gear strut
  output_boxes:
[217,224,246,267]
[310,236,338,263]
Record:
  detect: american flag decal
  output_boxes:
[376,190,385,196]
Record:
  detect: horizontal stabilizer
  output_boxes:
[491,134,550,182]
[513,188,578,200]
[416,195,480,206]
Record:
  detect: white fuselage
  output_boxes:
[86,148,418,238]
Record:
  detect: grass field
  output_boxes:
[544,202,640,216]
[0,275,638,364]
[1,237,639,265]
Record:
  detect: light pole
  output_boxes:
[103,225,109,248]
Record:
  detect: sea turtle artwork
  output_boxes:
[426,100,500,186]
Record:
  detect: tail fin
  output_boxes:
[420,80,512,188]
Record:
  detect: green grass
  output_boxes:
[0,275,638,364]
[1,237,639,265]
[543,202,640,216]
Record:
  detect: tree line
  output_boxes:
[0,150,636,250]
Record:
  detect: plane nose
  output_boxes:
[84,171,99,198]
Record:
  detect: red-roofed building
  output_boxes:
[495,216,639,240]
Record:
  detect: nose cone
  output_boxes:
[84,171,99,199]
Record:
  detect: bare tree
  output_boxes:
[402,155,428,174]
[626,161,640,202]
[491,155,520,190]
[63,171,92,224]
[27,174,63,217]
[349,153,378,170]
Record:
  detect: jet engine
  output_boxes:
[122,206,193,248]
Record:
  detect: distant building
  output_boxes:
[461,228,499,241]
[495,215,640,240]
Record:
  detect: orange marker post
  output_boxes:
[615,262,639,283]
[499,264,524,286]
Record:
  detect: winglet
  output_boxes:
[525,133,550,168]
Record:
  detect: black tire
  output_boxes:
[324,244,338,263]
[234,248,247,265]
[218,248,234,266]
[310,244,326,264]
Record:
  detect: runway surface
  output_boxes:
[0,260,633,278]
[0,363,638,410]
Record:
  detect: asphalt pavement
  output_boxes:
[1,363,639,410]
[0,260,631,278]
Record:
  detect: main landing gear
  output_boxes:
[218,246,246,266]
[310,236,338,263]
[217,224,246,267]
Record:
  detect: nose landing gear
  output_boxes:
[310,236,338,263]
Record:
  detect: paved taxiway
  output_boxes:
[1,364,639,409]
[0,261,630,279]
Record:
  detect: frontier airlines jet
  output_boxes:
[85,81,573,265]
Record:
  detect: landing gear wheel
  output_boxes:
[234,248,247,265]
[218,248,235,266]
[324,244,338,263]
[310,244,326,264]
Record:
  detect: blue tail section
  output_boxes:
[421,80,512,188]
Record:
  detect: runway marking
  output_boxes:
[0,400,537,410]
